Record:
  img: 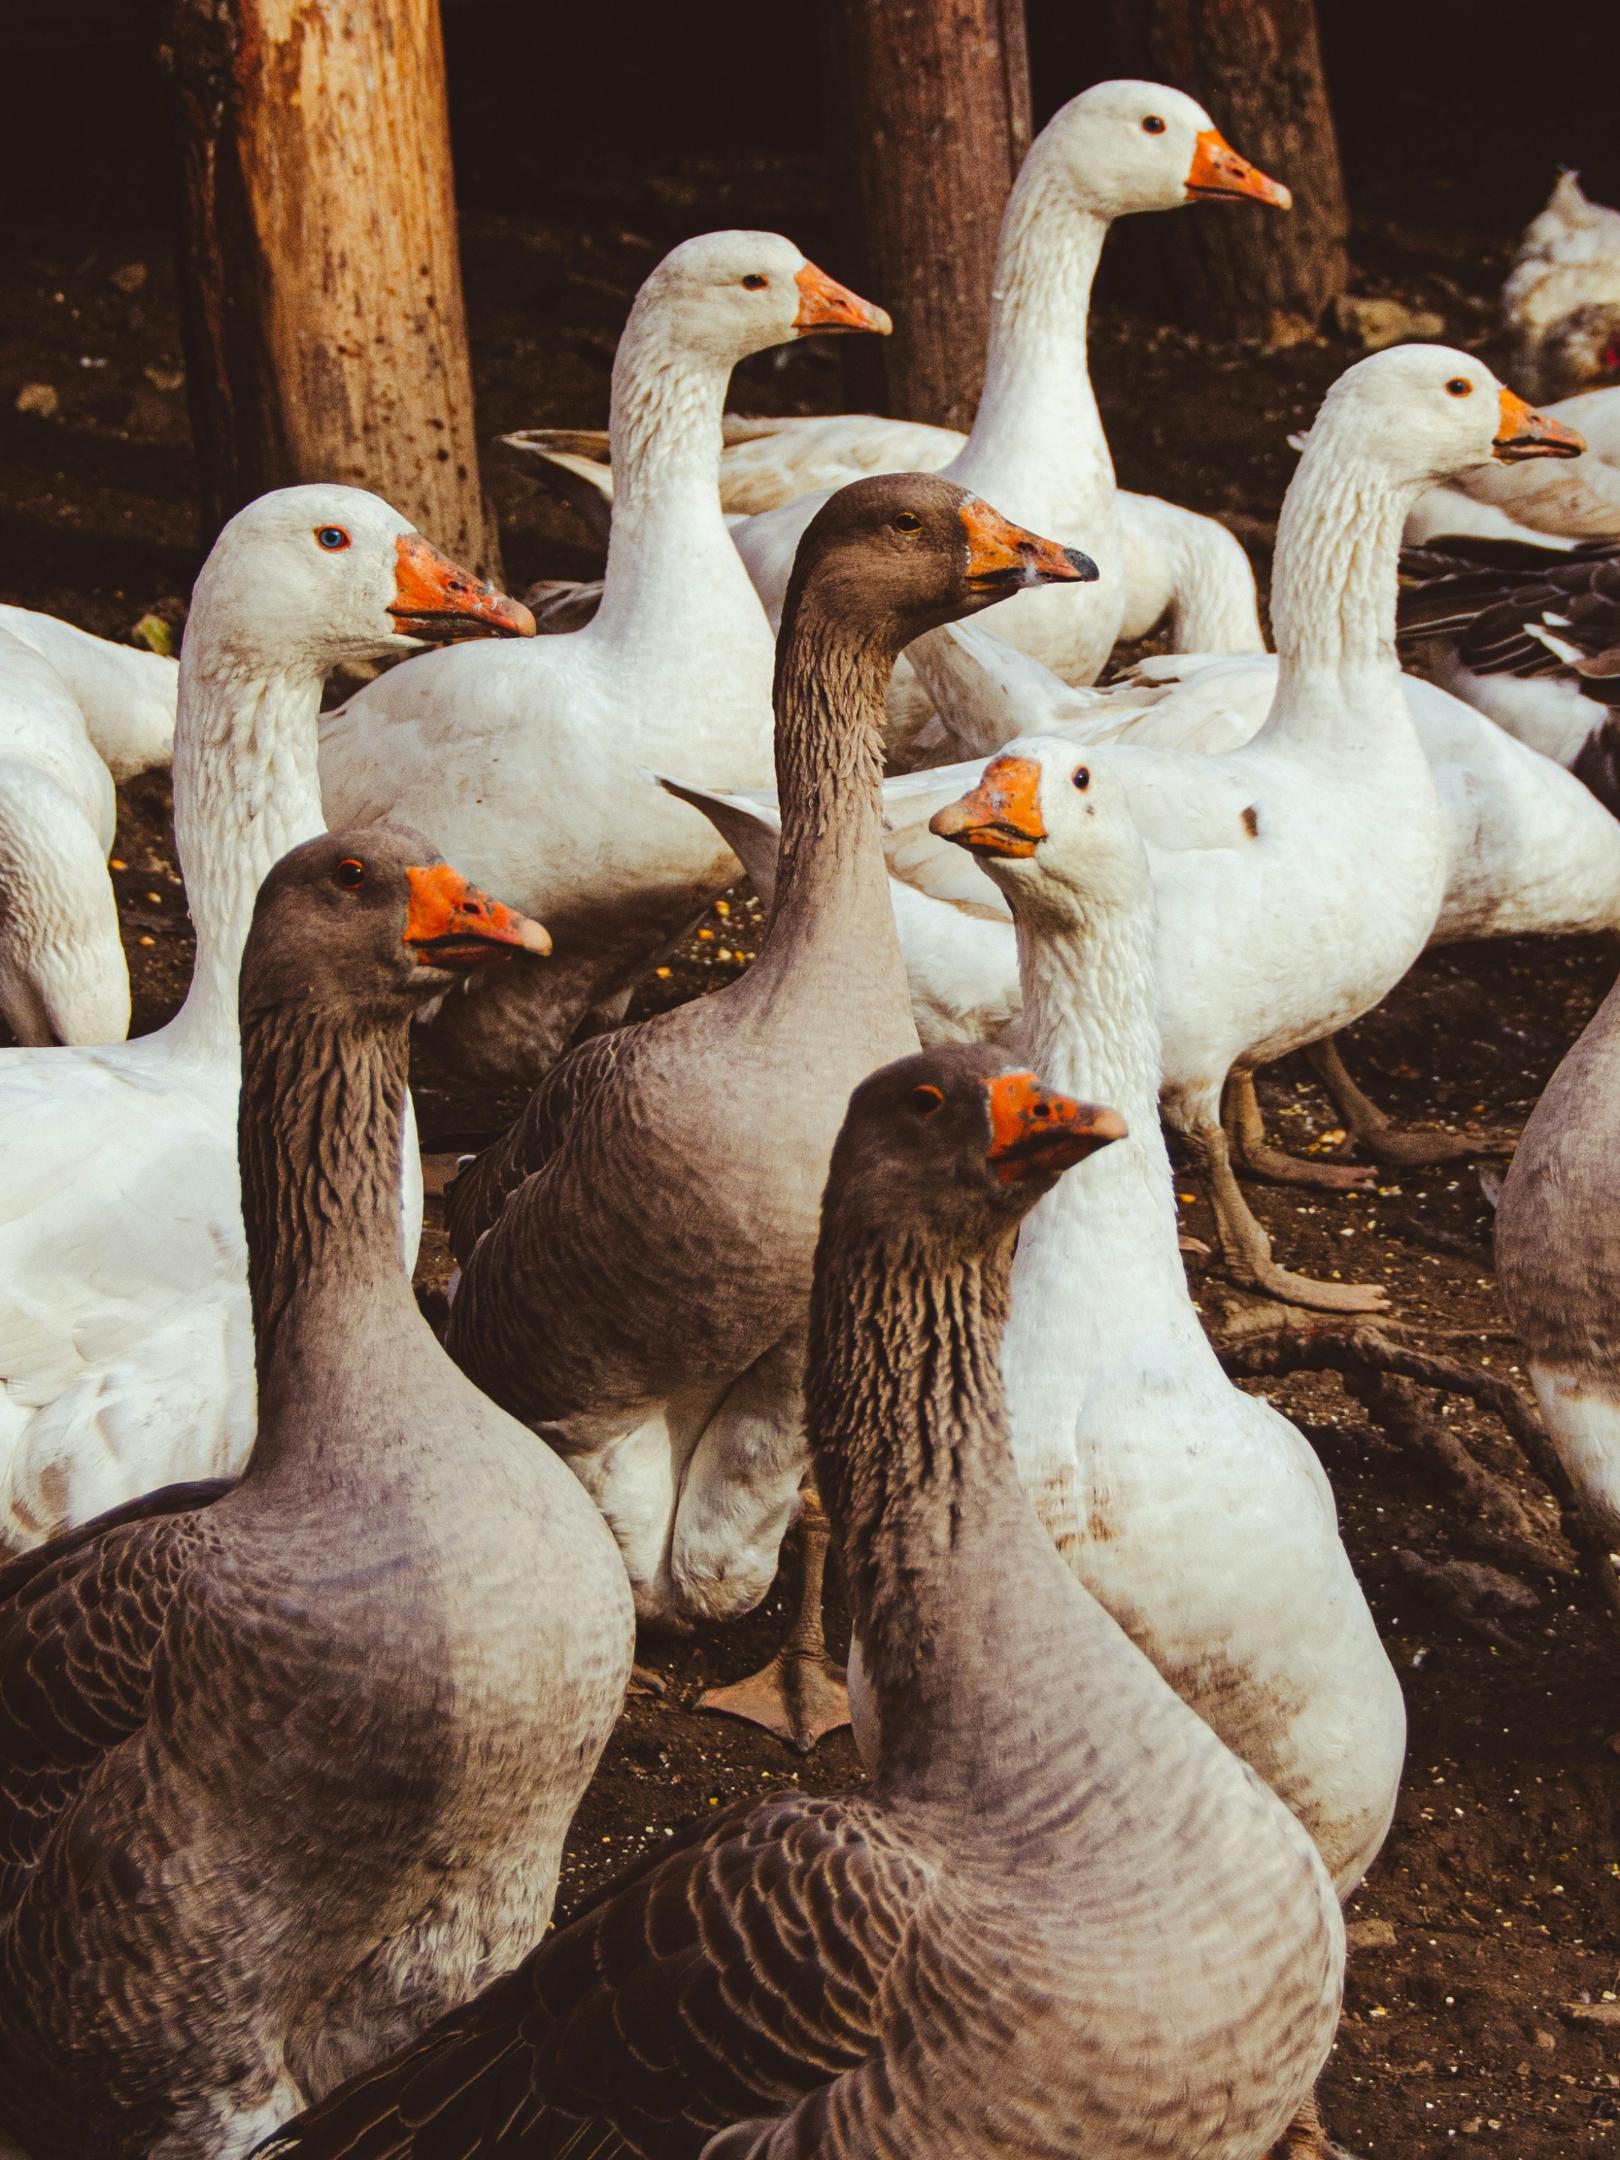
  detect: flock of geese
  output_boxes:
[2,69,1620,2160]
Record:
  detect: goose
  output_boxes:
[722,80,1285,756]
[930,738,1401,2160]
[317,231,890,1088]
[685,351,1583,1308]
[1501,169,1620,404]
[0,826,633,2160]
[1403,382,1620,547]
[0,603,177,782]
[1496,952,1620,1577]
[443,475,1092,1748]
[254,1039,1343,2160]
[0,485,532,1553]
[0,626,129,1044]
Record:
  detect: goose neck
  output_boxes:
[810,1224,1097,1806]
[956,163,1112,510]
[747,597,903,988]
[1268,433,1414,704]
[1007,891,1202,1345]
[236,1001,426,1481]
[594,319,757,648]
[165,651,330,1054]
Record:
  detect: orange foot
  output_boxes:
[1269,2092,1361,2159]
[699,1648,850,1754]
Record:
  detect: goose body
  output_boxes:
[1500,170,1620,404]
[443,479,1090,1643]
[0,829,631,2160]
[256,1041,1342,2160]
[1497,958,1620,1553]
[0,603,177,782]
[723,81,1284,758]
[317,234,889,1085]
[0,488,532,1554]
[931,739,1405,1892]
[0,627,128,1044]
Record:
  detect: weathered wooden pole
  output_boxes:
[1106,0,1348,345]
[170,0,499,573]
[833,0,1032,430]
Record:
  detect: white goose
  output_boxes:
[1404,382,1620,547]
[722,80,1284,754]
[317,232,889,1085]
[0,627,128,1045]
[683,351,1583,1306]
[1501,169,1620,404]
[0,486,531,1552]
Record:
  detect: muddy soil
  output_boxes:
[6,158,1620,2157]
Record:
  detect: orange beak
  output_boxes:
[793,261,892,338]
[1185,128,1292,210]
[389,534,537,642]
[930,755,1047,857]
[959,500,1097,592]
[985,1071,1127,1183]
[1493,387,1586,463]
[403,862,552,969]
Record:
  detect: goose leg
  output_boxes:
[1307,1036,1514,1166]
[698,1482,850,1754]
[1186,1109,1389,1315]
[1222,1070,1376,1193]
[1267,2088,1362,2159]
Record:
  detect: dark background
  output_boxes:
[12,2,1620,255]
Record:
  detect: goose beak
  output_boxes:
[959,500,1097,592]
[1493,388,1586,463]
[985,1071,1128,1182]
[793,261,892,338]
[404,863,552,969]
[929,755,1047,857]
[1185,128,1291,210]
[389,535,537,643]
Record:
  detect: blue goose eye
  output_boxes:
[1072,766,1090,791]
[315,526,351,550]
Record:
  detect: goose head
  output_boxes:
[187,486,535,675]
[827,1043,1126,1253]
[786,472,1097,652]
[928,735,1152,928]
[1036,79,1290,219]
[1301,346,1586,490]
[631,231,890,367]
[242,826,550,1023]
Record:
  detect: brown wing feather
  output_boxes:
[0,1479,228,1899]
[445,1031,631,1265]
[254,1790,931,2160]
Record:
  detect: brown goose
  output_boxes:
[443,472,1093,1747]
[0,829,634,2160]
[254,1043,1342,2160]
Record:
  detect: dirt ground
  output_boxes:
[7,160,1620,2157]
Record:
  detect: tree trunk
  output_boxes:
[170,0,499,574]
[1105,0,1348,345]
[832,0,1031,431]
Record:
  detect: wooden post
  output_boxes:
[170,0,499,574]
[834,0,1031,431]
[1105,0,1348,346]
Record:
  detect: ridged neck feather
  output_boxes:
[236,998,425,1475]
[953,159,1113,519]
[165,647,331,1055]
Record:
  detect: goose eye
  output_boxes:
[315,525,351,550]
[1072,766,1090,791]
[741,273,768,290]
[910,1083,945,1119]
[1444,377,1473,398]
[892,510,923,534]
[333,857,366,889]
[1141,115,1166,135]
